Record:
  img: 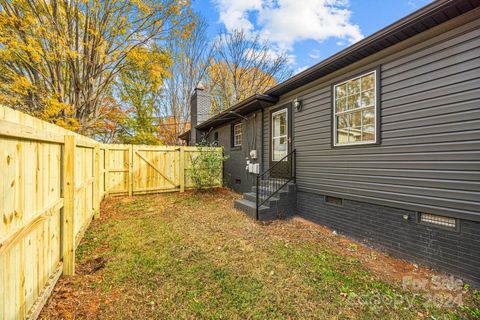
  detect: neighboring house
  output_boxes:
[181,0,480,287]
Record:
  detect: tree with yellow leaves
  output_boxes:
[0,0,190,133]
[115,45,172,144]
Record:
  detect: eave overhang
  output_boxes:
[196,94,278,130]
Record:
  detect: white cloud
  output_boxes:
[294,65,309,75]
[309,49,321,59]
[213,0,363,51]
[214,0,262,33]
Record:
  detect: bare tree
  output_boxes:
[160,14,213,143]
[206,29,292,113]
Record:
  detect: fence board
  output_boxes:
[0,105,222,320]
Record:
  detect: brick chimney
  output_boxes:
[190,85,211,144]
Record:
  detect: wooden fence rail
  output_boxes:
[0,106,222,320]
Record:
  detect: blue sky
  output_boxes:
[191,0,433,74]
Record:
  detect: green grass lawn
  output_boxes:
[40,190,478,319]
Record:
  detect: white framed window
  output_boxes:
[272,109,288,161]
[233,123,242,147]
[333,70,377,146]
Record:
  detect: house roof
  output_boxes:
[195,94,278,130]
[178,129,190,140]
[182,0,479,135]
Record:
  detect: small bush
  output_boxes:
[188,140,228,191]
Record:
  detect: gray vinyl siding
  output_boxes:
[207,111,262,193]
[262,109,270,167]
[265,16,480,221]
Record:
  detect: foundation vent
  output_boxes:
[420,213,457,229]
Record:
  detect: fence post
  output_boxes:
[179,147,185,192]
[63,135,76,275]
[93,144,100,219]
[105,146,109,196]
[128,145,133,196]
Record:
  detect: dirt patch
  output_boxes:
[77,257,107,275]
[40,275,102,319]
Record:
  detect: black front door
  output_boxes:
[270,104,292,178]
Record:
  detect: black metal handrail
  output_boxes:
[255,149,296,220]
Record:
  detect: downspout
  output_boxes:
[261,108,264,173]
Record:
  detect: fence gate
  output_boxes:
[132,146,181,194]
[105,145,182,196]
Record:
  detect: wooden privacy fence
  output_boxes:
[0,106,222,320]
[104,144,221,196]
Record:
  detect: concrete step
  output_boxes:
[243,193,280,209]
[252,182,296,194]
[236,181,296,221]
[251,188,293,201]
[234,198,269,220]
[243,192,279,203]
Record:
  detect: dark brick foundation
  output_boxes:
[296,191,480,288]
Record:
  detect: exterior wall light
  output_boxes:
[293,98,302,112]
